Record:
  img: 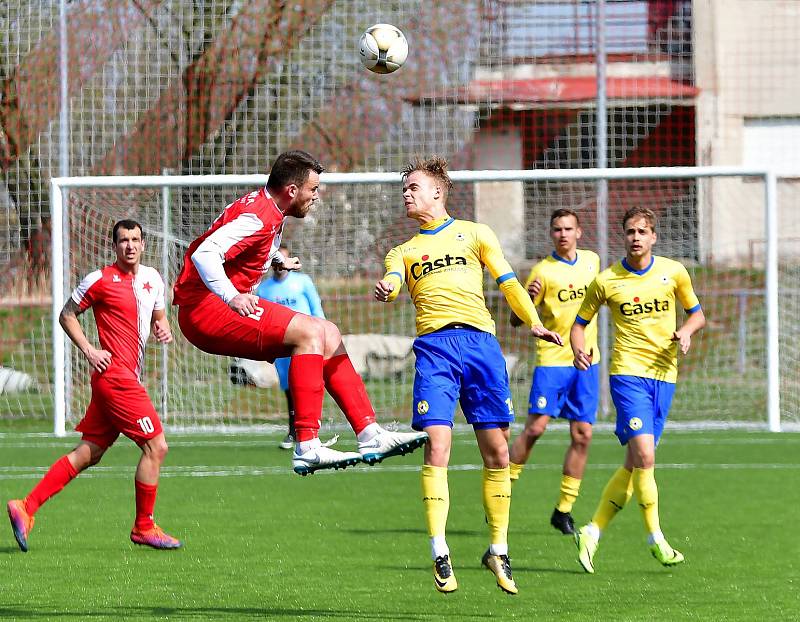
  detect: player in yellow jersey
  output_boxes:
[508,208,600,536]
[374,156,561,595]
[570,206,705,573]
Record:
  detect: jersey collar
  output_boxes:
[621,256,654,275]
[419,217,454,235]
[262,188,284,218]
[551,250,578,266]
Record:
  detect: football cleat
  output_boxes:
[481,549,518,594]
[574,525,599,574]
[130,524,182,550]
[358,430,428,465]
[550,508,576,535]
[279,434,294,450]
[292,439,363,476]
[650,539,685,567]
[433,554,458,593]
[7,499,34,553]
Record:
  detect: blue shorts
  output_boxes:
[274,357,290,392]
[528,364,599,423]
[609,375,676,445]
[411,326,514,431]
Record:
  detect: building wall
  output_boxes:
[694,0,800,264]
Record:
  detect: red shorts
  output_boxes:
[75,372,163,448]
[177,293,296,362]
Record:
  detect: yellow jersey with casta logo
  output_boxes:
[383,217,542,336]
[524,250,600,367]
[576,255,701,382]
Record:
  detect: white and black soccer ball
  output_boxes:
[358,23,408,74]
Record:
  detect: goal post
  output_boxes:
[50,166,785,436]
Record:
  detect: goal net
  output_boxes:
[46,167,797,434]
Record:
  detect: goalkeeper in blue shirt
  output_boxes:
[257,245,326,449]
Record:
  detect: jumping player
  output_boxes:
[173,150,427,475]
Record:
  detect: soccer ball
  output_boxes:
[358,24,408,74]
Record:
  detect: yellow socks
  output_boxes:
[632,467,661,535]
[556,474,582,513]
[482,467,511,548]
[591,467,634,531]
[421,465,449,540]
[509,462,524,482]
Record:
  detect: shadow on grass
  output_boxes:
[0,606,483,620]
[0,546,23,554]
[342,527,478,537]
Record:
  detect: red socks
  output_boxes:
[24,455,78,516]
[290,354,325,442]
[23,454,160,532]
[134,480,158,530]
[323,354,376,435]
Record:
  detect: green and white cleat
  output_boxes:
[358,430,428,465]
[292,436,363,476]
[650,539,685,567]
[574,525,599,574]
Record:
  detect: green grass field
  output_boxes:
[1,428,798,621]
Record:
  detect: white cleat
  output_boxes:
[292,438,363,476]
[358,430,428,465]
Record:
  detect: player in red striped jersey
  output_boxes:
[173,150,427,475]
[7,220,181,552]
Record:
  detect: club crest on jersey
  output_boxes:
[455,233,465,241]
[409,253,467,279]
[536,396,547,409]
[620,296,669,316]
[661,275,669,284]
[629,417,643,431]
[417,400,429,415]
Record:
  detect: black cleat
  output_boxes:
[550,508,576,535]
[433,554,458,592]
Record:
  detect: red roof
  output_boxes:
[405,76,698,107]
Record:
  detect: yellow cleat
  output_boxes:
[574,525,599,574]
[433,554,458,593]
[650,539,685,567]
[481,549,518,594]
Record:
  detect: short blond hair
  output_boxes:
[622,206,657,231]
[401,155,454,204]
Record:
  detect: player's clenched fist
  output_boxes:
[527,277,542,298]
[84,345,112,373]
[573,348,594,371]
[153,318,173,344]
[229,293,260,317]
[374,280,394,303]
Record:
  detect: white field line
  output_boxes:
[0,434,798,450]
[0,462,798,480]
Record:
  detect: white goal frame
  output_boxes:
[50,166,782,435]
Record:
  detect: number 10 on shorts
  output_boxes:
[137,416,155,434]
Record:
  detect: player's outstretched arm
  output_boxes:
[672,308,706,354]
[59,299,113,373]
[570,321,593,370]
[512,276,541,327]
